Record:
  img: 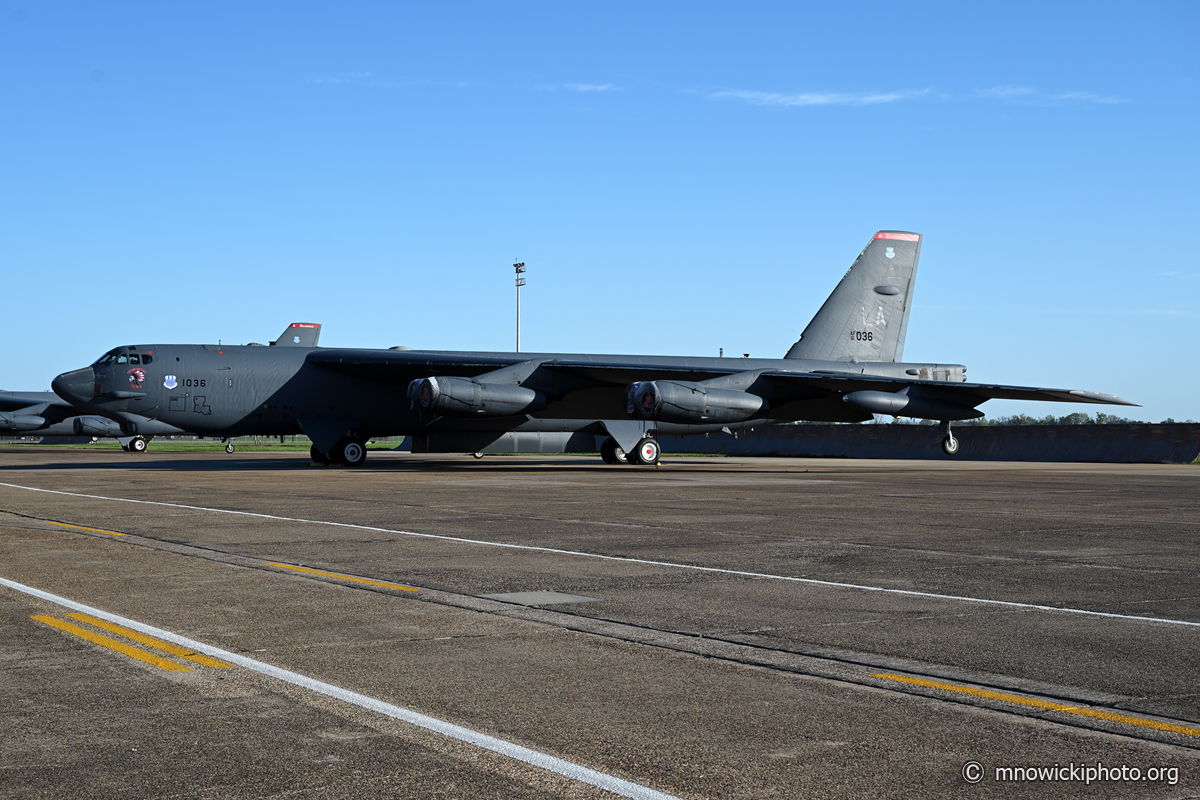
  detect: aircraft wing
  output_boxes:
[308,349,527,382]
[308,350,1136,408]
[307,350,745,385]
[758,371,1139,407]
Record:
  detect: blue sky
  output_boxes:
[3,2,1197,422]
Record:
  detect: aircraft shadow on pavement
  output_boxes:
[0,453,704,475]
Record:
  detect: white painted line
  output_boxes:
[3,482,1199,629]
[0,575,680,800]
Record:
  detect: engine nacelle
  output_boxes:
[0,412,45,431]
[842,390,983,421]
[73,416,125,436]
[626,380,766,424]
[408,376,547,418]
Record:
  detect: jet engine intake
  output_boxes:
[408,376,546,418]
[0,413,45,431]
[73,416,125,436]
[842,390,983,421]
[626,380,766,424]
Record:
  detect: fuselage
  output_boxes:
[51,343,968,440]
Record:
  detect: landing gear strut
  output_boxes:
[940,420,960,456]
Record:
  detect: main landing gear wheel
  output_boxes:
[335,438,368,467]
[128,436,148,453]
[629,437,660,466]
[941,434,960,455]
[225,442,236,454]
[310,444,330,465]
[472,452,485,459]
[600,437,628,465]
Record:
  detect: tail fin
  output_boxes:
[272,322,322,347]
[784,231,922,362]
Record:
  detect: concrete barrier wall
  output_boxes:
[659,423,1200,463]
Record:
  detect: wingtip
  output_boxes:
[1068,390,1140,407]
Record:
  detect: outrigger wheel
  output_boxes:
[225,442,236,454]
[940,420,960,456]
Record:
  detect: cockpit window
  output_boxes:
[92,350,151,366]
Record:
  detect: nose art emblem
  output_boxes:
[163,375,178,389]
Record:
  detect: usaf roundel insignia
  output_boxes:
[885,247,895,259]
[163,375,178,389]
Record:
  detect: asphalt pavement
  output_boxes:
[1,448,1197,798]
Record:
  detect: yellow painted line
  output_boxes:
[266,562,419,591]
[66,613,232,669]
[32,615,189,672]
[44,520,125,536]
[874,673,1200,739]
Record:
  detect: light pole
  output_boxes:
[514,261,526,352]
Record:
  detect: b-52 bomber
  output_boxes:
[1,323,325,453]
[0,389,155,448]
[52,232,1136,467]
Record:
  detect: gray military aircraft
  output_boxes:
[2,323,324,453]
[0,389,163,451]
[51,232,1136,466]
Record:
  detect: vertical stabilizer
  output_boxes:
[272,323,322,347]
[784,231,922,362]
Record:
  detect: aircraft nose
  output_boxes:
[52,367,95,404]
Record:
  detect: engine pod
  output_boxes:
[409,376,546,418]
[627,380,766,424]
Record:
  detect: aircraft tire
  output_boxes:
[600,438,627,465]
[629,437,660,465]
[336,438,368,467]
[310,444,330,465]
[129,436,148,453]
[225,442,235,454]
[941,435,960,456]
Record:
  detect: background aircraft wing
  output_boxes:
[0,390,81,420]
